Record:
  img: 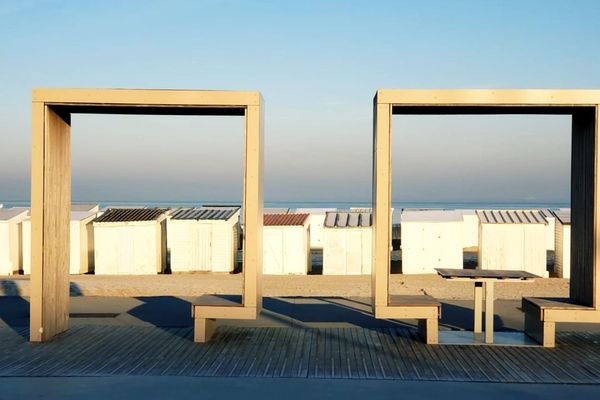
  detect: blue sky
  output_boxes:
[1,0,598,203]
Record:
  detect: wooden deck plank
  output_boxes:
[2,326,600,383]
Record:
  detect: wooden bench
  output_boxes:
[376,295,441,344]
[522,297,600,347]
[192,295,257,343]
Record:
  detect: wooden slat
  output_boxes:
[2,326,600,383]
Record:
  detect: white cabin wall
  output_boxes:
[0,222,11,274]
[94,223,160,275]
[479,223,546,275]
[323,227,372,275]
[401,221,463,274]
[461,214,479,249]
[555,222,571,279]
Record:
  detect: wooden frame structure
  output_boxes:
[373,89,600,345]
[30,88,263,342]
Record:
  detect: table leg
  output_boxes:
[485,281,494,344]
[474,282,483,333]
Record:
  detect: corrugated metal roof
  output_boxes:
[170,207,239,221]
[553,208,571,225]
[93,208,169,223]
[349,207,372,212]
[0,208,29,221]
[401,210,464,223]
[264,213,309,226]
[540,208,552,218]
[324,211,372,228]
[476,209,547,224]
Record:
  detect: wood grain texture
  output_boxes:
[372,99,392,311]
[30,106,71,342]
[5,325,600,382]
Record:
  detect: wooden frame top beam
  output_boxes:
[376,89,600,106]
[33,88,261,107]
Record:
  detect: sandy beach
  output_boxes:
[0,273,569,300]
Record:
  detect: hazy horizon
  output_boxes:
[1,1,596,204]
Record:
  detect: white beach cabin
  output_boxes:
[540,208,556,251]
[167,207,240,273]
[553,208,571,279]
[400,209,464,274]
[295,208,336,249]
[322,211,372,275]
[22,210,97,275]
[461,209,479,250]
[0,208,29,275]
[263,213,310,275]
[93,208,169,275]
[477,209,547,277]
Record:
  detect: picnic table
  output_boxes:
[435,268,539,344]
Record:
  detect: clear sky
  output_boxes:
[1,0,599,204]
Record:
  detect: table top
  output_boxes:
[435,268,539,280]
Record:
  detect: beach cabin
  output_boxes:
[295,208,335,249]
[322,211,372,275]
[553,208,571,279]
[0,208,29,275]
[22,210,97,275]
[400,209,464,274]
[477,209,547,277]
[167,207,240,273]
[263,213,310,275]
[540,208,556,251]
[93,208,169,275]
[461,209,479,250]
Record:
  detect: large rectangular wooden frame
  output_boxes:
[372,89,600,316]
[30,88,263,342]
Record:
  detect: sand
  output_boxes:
[0,273,569,300]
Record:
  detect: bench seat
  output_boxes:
[376,295,441,344]
[192,295,257,343]
[522,297,599,347]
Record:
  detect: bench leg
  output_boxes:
[524,311,555,348]
[474,282,483,333]
[484,281,494,344]
[194,317,217,343]
[418,318,438,345]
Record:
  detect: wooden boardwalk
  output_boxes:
[1,325,600,383]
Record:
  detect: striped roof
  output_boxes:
[476,210,547,224]
[93,208,169,223]
[264,213,309,226]
[553,208,571,225]
[170,207,239,221]
[324,211,372,228]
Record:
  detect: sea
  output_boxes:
[1,199,569,224]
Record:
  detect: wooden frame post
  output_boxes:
[30,88,263,342]
[372,98,392,313]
